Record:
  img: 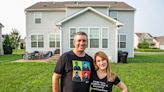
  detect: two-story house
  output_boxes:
[0,23,4,55]
[25,1,135,62]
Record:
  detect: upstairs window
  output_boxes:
[34,12,42,24]
[109,11,118,20]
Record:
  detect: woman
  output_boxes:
[90,51,128,92]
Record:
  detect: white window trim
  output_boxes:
[49,34,55,48]
[31,34,44,48]
[118,34,127,49]
[34,12,42,24]
[78,27,90,48]
[69,27,109,49]
[55,33,60,48]
[69,27,77,49]
[89,27,100,48]
[101,27,109,48]
[109,10,118,20]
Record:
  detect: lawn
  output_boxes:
[0,51,164,92]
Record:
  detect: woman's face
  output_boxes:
[95,56,108,71]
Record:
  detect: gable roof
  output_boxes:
[154,36,164,45]
[135,33,153,38]
[25,1,135,11]
[56,7,123,26]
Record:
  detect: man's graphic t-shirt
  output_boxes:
[54,50,94,92]
[72,60,91,83]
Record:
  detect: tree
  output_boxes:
[138,40,149,49]
[3,34,12,46]
[3,34,13,54]
[10,29,21,49]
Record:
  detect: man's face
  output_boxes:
[76,72,79,77]
[74,35,87,52]
[84,63,87,68]
[75,62,78,66]
[84,72,88,77]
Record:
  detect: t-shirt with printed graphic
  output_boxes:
[54,50,94,92]
[91,71,120,92]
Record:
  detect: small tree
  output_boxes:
[10,29,21,49]
[3,34,12,46]
[138,40,149,49]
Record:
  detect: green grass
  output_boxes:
[0,62,55,92]
[0,52,164,92]
[135,48,164,52]
[0,54,22,62]
[13,49,25,54]
[0,49,25,62]
[112,54,164,92]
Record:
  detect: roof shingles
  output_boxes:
[25,1,135,11]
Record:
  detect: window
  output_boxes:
[70,28,76,48]
[69,27,109,49]
[90,28,99,48]
[79,28,89,47]
[56,34,60,48]
[109,11,117,20]
[38,35,44,47]
[31,35,37,48]
[49,34,60,48]
[118,35,126,48]
[102,28,108,48]
[34,12,42,24]
[31,35,44,48]
[49,34,55,48]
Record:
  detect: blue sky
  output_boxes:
[0,0,164,38]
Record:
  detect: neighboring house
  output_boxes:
[134,33,159,49]
[0,23,4,55]
[25,1,135,62]
[154,36,164,50]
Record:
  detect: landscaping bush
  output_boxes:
[3,45,13,54]
[138,40,149,49]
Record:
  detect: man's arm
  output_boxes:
[52,73,61,92]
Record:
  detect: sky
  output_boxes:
[0,0,164,38]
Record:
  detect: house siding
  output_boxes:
[0,27,3,55]
[26,11,65,53]
[67,7,108,16]
[117,11,135,57]
[61,10,118,62]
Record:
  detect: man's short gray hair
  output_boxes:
[74,32,88,40]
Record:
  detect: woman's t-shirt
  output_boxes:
[91,71,120,92]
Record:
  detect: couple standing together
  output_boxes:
[52,32,128,92]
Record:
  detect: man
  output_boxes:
[52,32,94,92]
[73,71,81,81]
[82,72,89,81]
[73,61,81,70]
[82,62,89,71]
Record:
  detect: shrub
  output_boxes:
[138,40,149,49]
[3,45,13,54]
